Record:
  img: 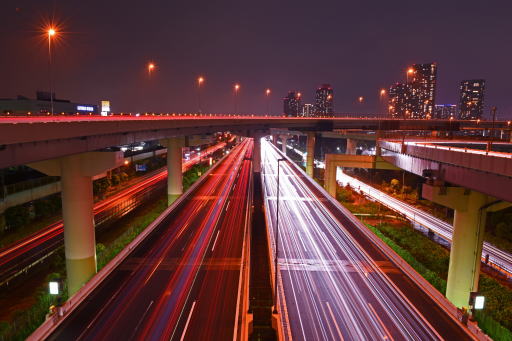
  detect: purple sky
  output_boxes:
[1,0,511,118]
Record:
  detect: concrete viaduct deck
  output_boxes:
[0,116,507,168]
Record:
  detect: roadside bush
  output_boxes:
[93,178,111,197]
[111,174,121,186]
[34,194,61,218]
[4,205,30,230]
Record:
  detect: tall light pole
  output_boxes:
[47,27,56,115]
[379,89,387,116]
[265,88,271,114]
[273,157,285,314]
[406,67,414,83]
[197,76,205,113]
[234,83,240,114]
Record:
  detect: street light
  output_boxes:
[406,67,414,83]
[147,62,156,76]
[265,88,271,114]
[234,83,240,114]
[47,27,57,115]
[273,157,286,314]
[197,76,205,113]
[379,89,387,115]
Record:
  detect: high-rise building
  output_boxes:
[388,83,410,118]
[283,91,302,117]
[301,103,315,117]
[459,80,485,120]
[314,84,334,116]
[408,63,437,118]
[434,104,457,119]
[388,63,437,119]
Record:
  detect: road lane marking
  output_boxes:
[367,302,394,341]
[225,200,231,212]
[130,300,154,339]
[180,301,197,341]
[211,230,221,252]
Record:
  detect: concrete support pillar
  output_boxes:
[60,156,96,296]
[165,137,185,205]
[422,184,495,308]
[29,151,123,296]
[253,136,261,173]
[306,132,315,177]
[448,192,488,308]
[280,135,288,155]
[324,154,337,197]
[346,138,357,155]
[272,135,278,147]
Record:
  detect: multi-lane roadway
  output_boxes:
[47,138,253,340]
[0,142,226,286]
[337,170,512,276]
[261,138,471,340]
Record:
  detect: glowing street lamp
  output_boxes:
[47,26,57,115]
[406,67,414,83]
[234,83,240,114]
[358,96,364,103]
[265,88,271,114]
[197,76,205,113]
[147,62,156,76]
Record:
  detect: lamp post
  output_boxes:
[273,157,285,314]
[234,83,240,114]
[265,88,271,114]
[47,27,56,115]
[406,67,414,83]
[380,89,387,116]
[197,76,205,113]
[488,106,497,152]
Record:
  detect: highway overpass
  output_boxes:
[0,115,508,168]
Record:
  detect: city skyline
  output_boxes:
[0,1,511,119]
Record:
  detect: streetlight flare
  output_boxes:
[266,88,271,95]
[234,83,240,91]
[358,96,364,103]
[198,76,204,85]
[380,89,386,96]
[407,68,414,74]
[48,28,56,37]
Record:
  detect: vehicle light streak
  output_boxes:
[261,138,462,340]
[0,142,226,285]
[337,169,512,276]
[47,139,253,340]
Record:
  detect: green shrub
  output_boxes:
[5,205,30,230]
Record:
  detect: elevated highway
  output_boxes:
[378,139,512,202]
[0,115,507,168]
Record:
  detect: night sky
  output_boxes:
[1,0,511,118]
